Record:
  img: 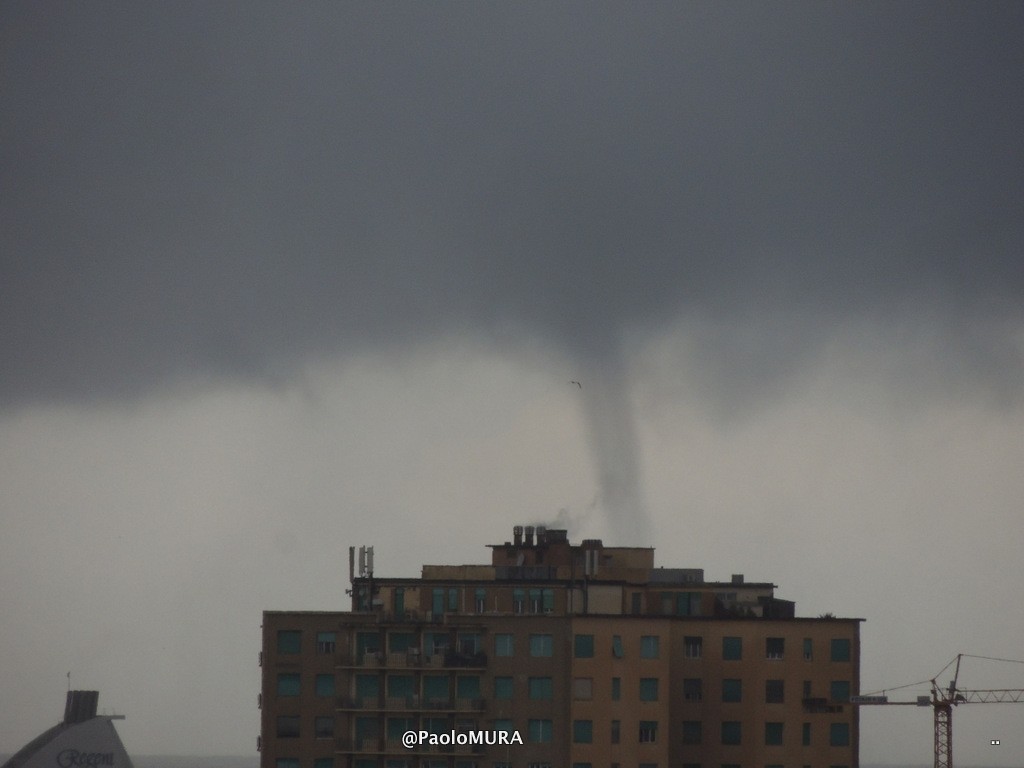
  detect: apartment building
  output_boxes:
[260,526,861,768]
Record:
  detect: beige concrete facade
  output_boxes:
[259,528,861,768]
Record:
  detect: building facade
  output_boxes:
[260,527,861,768]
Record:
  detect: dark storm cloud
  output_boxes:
[2,2,1022,407]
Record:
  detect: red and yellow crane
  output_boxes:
[852,653,1024,768]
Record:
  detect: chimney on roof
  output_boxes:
[513,525,523,546]
[536,525,547,544]
[524,525,535,546]
[731,574,744,584]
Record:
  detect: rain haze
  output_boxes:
[2,2,1024,765]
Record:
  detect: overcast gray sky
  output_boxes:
[2,2,1023,765]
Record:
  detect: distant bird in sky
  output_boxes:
[570,381,582,389]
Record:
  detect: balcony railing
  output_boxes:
[802,697,844,713]
[337,695,486,712]
[337,649,488,669]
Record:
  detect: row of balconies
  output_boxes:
[338,650,488,669]
[335,737,487,755]
[336,695,487,712]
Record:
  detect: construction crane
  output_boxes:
[852,653,1024,768]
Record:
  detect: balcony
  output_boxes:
[336,735,487,756]
[444,649,488,668]
[802,697,845,714]
[337,649,487,669]
[336,695,486,712]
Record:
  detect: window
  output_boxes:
[831,680,851,703]
[393,587,405,616]
[682,720,702,745]
[316,632,336,654]
[574,634,595,658]
[722,636,742,660]
[611,677,621,700]
[424,674,448,702]
[276,761,298,768]
[680,677,701,702]
[530,634,553,657]
[355,674,379,701]
[573,677,593,700]
[722,678,742,702]
[573,720,593,743]
[313,759,333,768]
[425,632,448,656]
[611,635,624,658]
[640,635,660,659]
[639,721,658,743]
[676,591,700,616]
[660,592,674,615]
[766,637,785,659]
[528,719,553,743]
[315,674,335,697]
[803,637,813,660]
[513,588,525,614]
[354,716,378,741]
[766,679,784,703]
[495,633,514,657]
[830,722,850,746]
[611,719,620,744]
[802,722,811,746]
[831,638,851,662]
[765,722,783,745]
[527,588,554,613]
[389,632,414,653]
[572,764,593,768]
[456,675,481,700]
[423,716,448,735]
[457,632,481,654]
[277,630,301,654]
[387,717,414,741]
[639,678,659,701]
[529,588,543,613]
[315,716,334,738]
[631,592,643,614]
[448,588,459,612]
[493,719,513,734]
[277,673,300,697]
[803,680,812,698]
[276,716,299,738]
[388,674,414,698]
[721,721,741,745]
[528,677,553,700]
[475,588,486,613]
[493,676,513,700]
[685,636,703,658]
